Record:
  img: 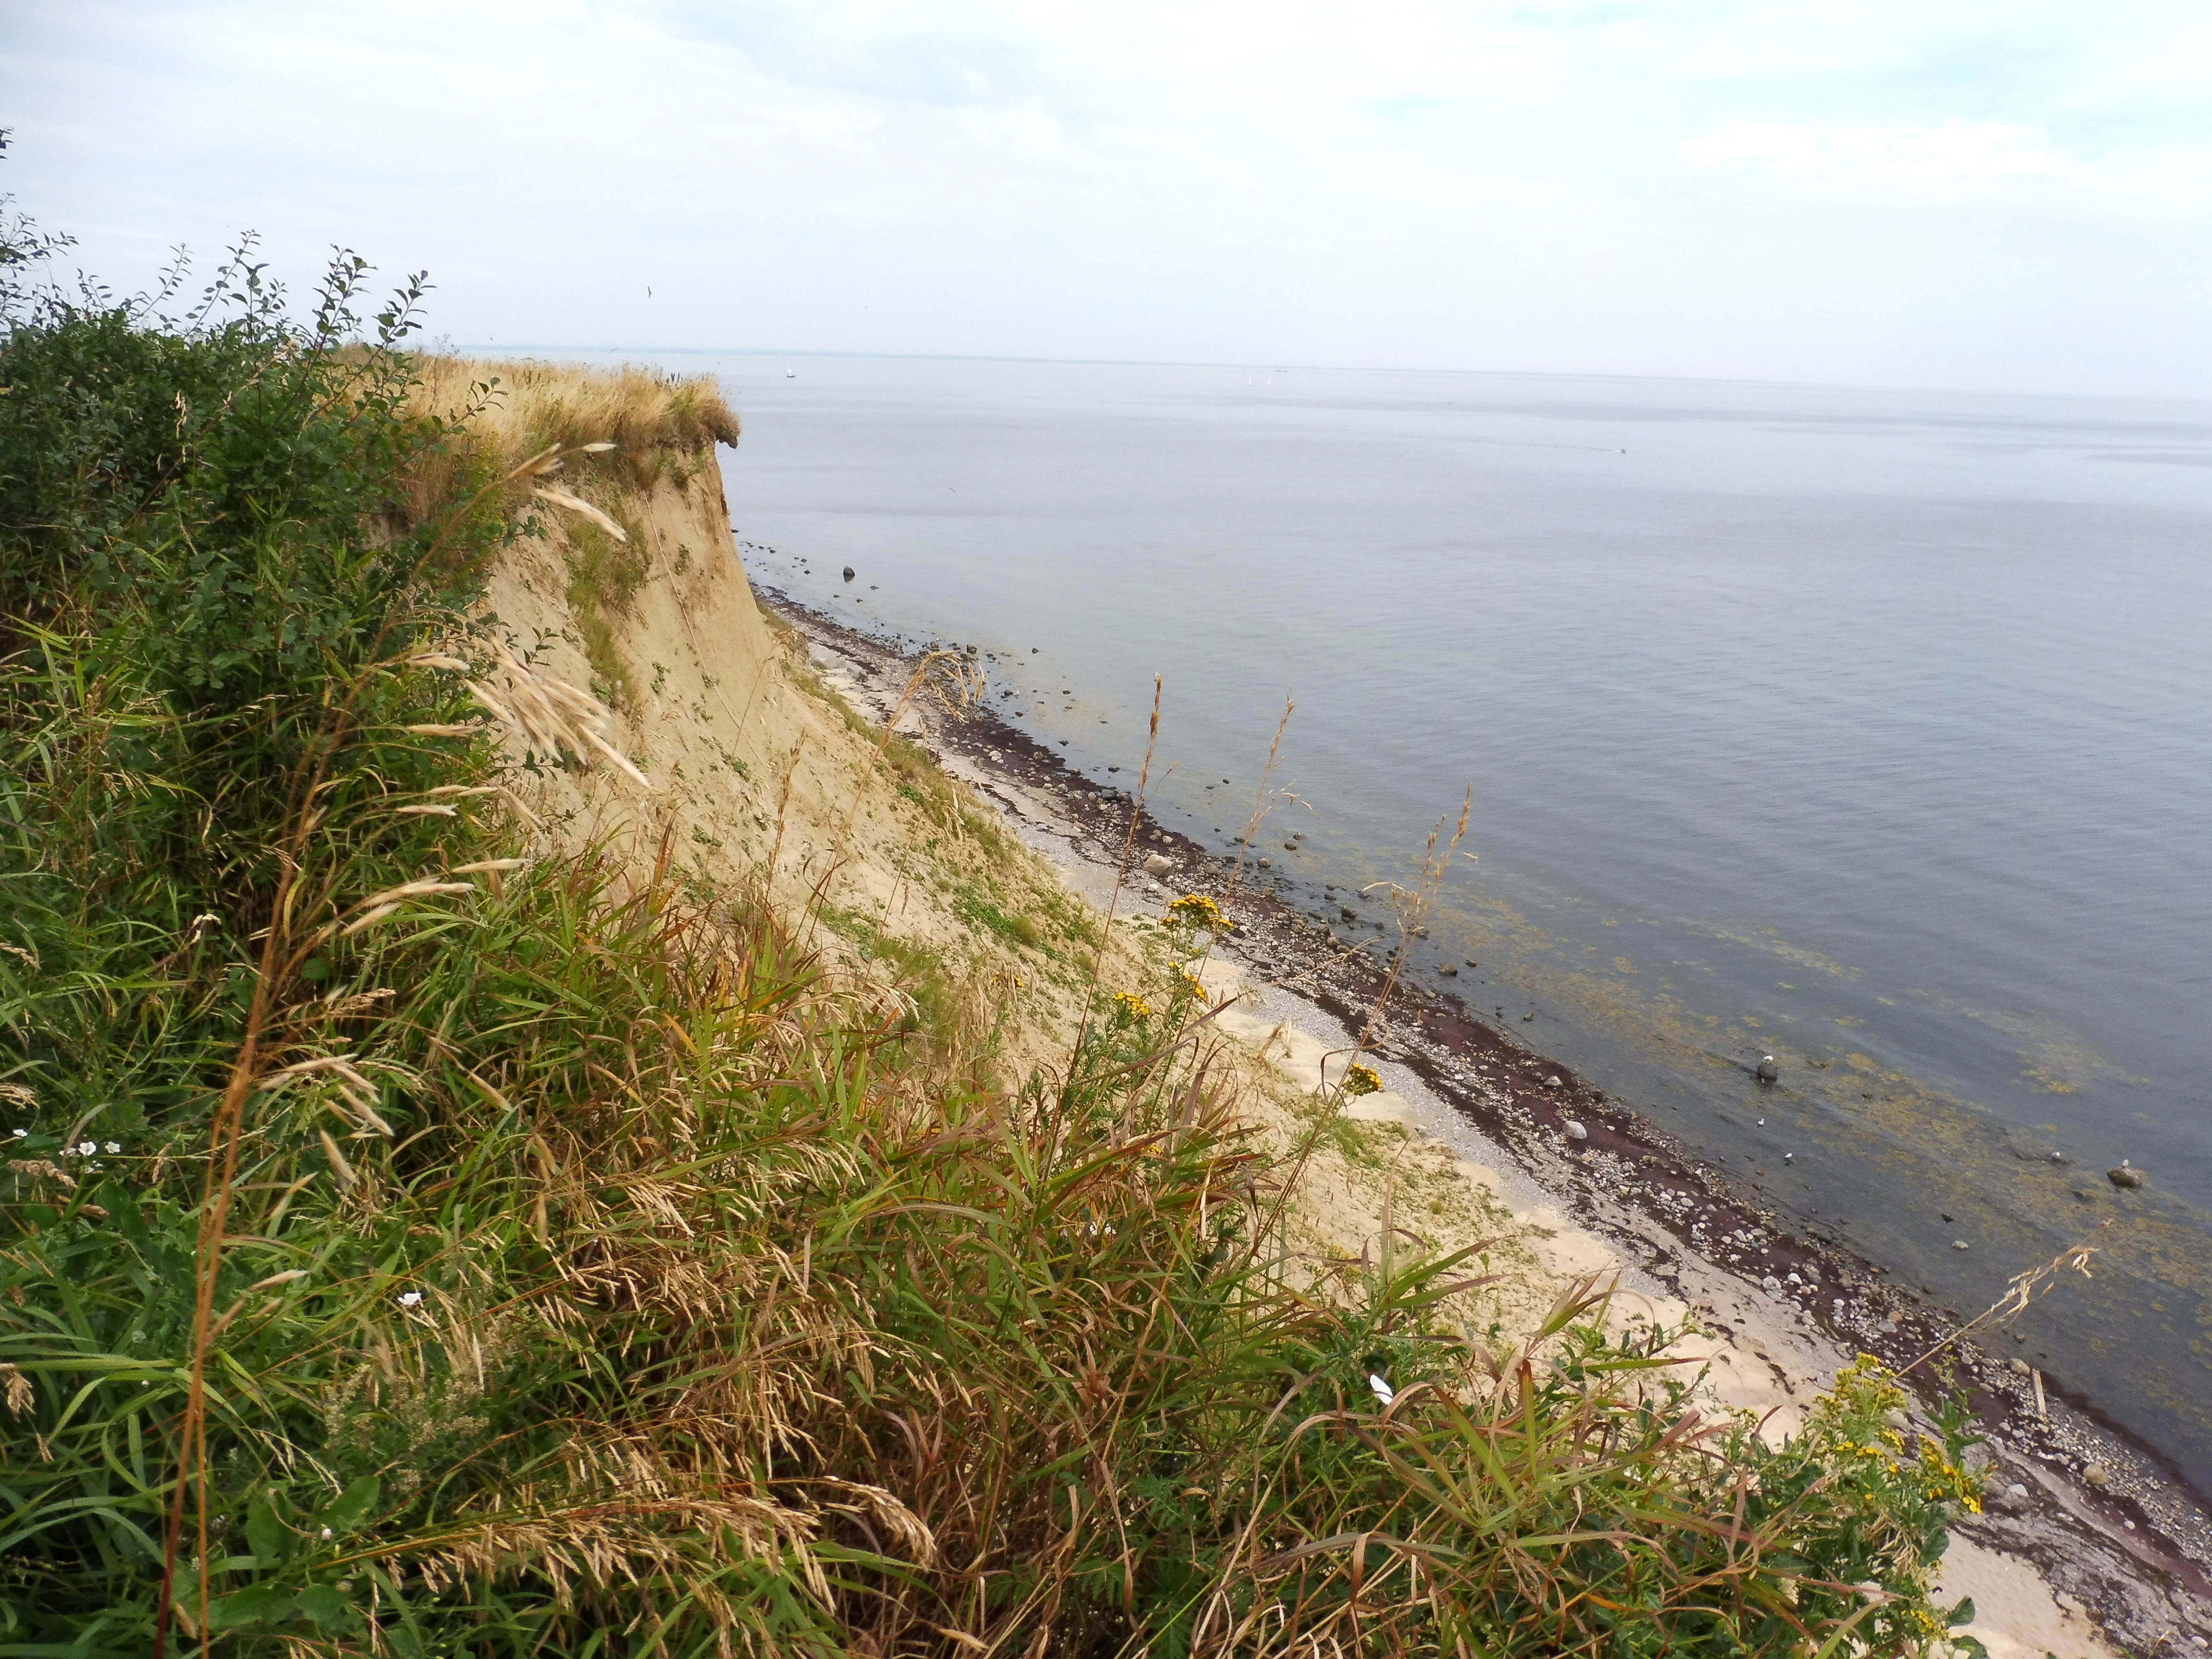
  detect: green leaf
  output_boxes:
[322,1474,380,1534]
[294,1582,351,1628]
[1947,1596,1977,1627]
[204,1582,295,1630]
[244,1492,287,1567]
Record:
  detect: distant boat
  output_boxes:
[785,368,796,379]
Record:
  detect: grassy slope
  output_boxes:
[0,288,1986,1659]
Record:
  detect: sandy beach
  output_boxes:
[758,584,2212,1657]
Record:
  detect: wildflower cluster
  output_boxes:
[1918,1438,1983,1514]
[1110,990,1156,1022]
[1165,892,1227,932]
[1172,968,1206,1003]
[1763,1353,1988,1651]
[1342,1062,1382,1097]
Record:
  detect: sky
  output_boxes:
[6,0,2212,395]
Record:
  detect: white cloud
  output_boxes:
[8,0,2212,392]
[1678,120,2074,184]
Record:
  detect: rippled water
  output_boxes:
[568,349,2212,1490]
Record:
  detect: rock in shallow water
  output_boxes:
[2108,1165,2145,1189]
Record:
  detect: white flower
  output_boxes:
[75,1140,96,1156]
[104,1141,121,1154]
[320,1526,334,1540]
[397,1290,424,1309]
[1368,1373,1395,1407]
[9,1128,24,1138]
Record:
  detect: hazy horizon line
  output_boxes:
[448,341,2212,410]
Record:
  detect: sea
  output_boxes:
[558,349,2212,1494]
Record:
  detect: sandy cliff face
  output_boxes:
[440,382,1114,1087]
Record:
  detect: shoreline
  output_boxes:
[755,583,2212,1652]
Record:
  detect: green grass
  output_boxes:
[0,190,1987,1658]
[560,511,650,708]
[954,884,1043,950]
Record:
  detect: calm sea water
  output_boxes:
[566,349,2212,1491]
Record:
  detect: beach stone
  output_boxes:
[1544,1075,1564,1089]
[1142,854,1172,876]
[2010,1358,2032,1375]
[1952,1239,1970,1250]
[1563,1119,1587,1142]
[1755,1056,1780,1082]
[842,566,855,581]
[1762,1275,1782,1295]
[2083,1463,2111,1488]
[2107,1166,2144,1189]
[1257,857,1271,868]
[1339,906,1358,922]
[1439,964,1458,976]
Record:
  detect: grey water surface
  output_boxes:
[562,349,2212,1491]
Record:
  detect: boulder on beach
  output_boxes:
[2108,1165,2145,1189]
[1142,853,1173,877]
[1563,1118,1587,1141]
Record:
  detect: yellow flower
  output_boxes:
[1343,1063,1382,1097]
[1166,893,1227,932]
[1173,970,1206,1002]
[1112,991,1155,1020]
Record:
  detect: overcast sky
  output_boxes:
[8,0,2212,395]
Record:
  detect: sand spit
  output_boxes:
[759,585,2212,1658]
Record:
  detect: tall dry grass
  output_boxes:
[395,354,739,523]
